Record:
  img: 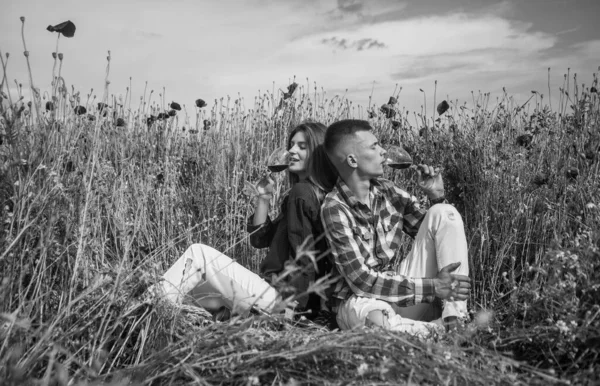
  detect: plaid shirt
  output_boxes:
[321,178,436,310]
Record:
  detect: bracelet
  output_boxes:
[257,194,273,201]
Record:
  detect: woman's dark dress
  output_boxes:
[247,181,331,317]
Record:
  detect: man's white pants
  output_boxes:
[155,244,279,315]
[336,204,469,333]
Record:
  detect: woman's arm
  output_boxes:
[247,212,278,249]
[252,195,271,226]
[247,175,277,248]
[252,174,275,225]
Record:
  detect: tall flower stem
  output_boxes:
[20,17,41,126]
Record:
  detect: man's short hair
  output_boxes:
[324,119,373,155]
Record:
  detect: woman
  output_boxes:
[155,122,336,320]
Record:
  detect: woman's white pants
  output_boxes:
[155,244,279,315]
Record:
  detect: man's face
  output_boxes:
[350,130,387,178]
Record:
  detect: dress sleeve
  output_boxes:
[247,213,278,249]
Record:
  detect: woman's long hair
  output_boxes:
[286,122,326,186]
[307,144,338,196]
[286,121,338,198]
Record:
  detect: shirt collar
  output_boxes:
[335,177,384,208]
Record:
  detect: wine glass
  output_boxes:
[385,145,413,169]
[266,146,290,173]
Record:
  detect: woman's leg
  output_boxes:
[395,204,469,321]
[157,244,279,315]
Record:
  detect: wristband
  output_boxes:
[258,194,273,201]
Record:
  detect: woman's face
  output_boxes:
[288,131,309,178]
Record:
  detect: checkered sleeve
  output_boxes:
[393,186,428,239]
[321,200,435,305]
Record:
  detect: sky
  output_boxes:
[1,0,599,118]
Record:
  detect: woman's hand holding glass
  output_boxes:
[256,174,276,201]
[251,146,290,202]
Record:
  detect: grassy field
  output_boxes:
[1,24,599,385]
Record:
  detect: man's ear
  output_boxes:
[346,154,358,168]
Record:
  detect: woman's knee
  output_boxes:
[186,244,231,265]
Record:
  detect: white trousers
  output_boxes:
[337,204,469,333]
[155,244,279,315]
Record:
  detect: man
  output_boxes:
[321,119,470,335]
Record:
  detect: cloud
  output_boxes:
[321,36,387,51]
[324,0,408,24]
[392,61,476,81]
[134,30,163,40]
[3,0,596,122]
[337,0,363,13]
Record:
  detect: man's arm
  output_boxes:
[388,185,427,239]
[321,203,436,306]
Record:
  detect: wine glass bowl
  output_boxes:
[267,146,290,173]
[385,145,413,169]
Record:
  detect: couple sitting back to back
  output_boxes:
[155,119,471,335]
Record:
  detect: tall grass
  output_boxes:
[1,19,599,385]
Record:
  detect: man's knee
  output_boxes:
[365,310,390,329]
[428,203,462,224]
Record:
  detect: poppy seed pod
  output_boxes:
[170,101,181,111]
[388,96,397,105]
[52,52,57,59]
[287,82,298,94]
[195,99,207,108]
[380,104,395,119]
[203,119,211,130]
[565,167,579,181]
[20,16,25,22]
[532,174,549,187]
[437,100,450,116]
[168,109,177,117]
[516,133,533,148]
[58,53,63,60]
[47,20,76,38]
[74,105,86,115]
